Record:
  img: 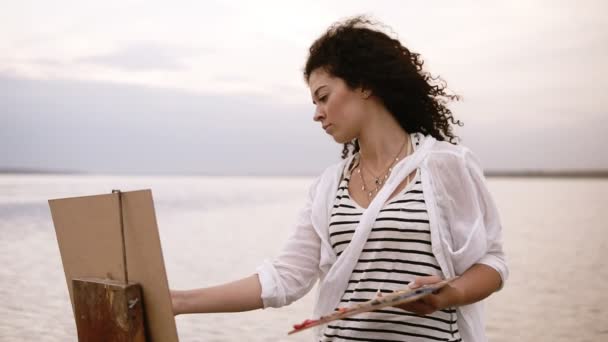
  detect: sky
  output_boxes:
[1,0,607,175]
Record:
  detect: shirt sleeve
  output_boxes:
[255,177,323,308]
[430,147,509,289]
[464,149,509,288]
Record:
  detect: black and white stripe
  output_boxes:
[320,164,460,342]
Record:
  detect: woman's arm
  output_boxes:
[171,274,263,315]
[171,176,326,316]
[395,263,502,315]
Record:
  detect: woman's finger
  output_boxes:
[420,293,442,308]
[396,300,436,315]
[409,275,443,289]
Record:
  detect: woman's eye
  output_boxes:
[319,95,328,102]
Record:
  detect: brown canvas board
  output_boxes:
[49,189,178,342]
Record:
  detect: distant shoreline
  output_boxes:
[484,170,608,178]
[0,168,85,175]
[1,168,608,178]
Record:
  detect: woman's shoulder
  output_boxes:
[428,139,470,157]
[425,139,484,173]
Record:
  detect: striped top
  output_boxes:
[320,159,461,342]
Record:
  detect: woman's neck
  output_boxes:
[357,109,409,171]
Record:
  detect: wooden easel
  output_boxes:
[71,190,147,342]
[49,188,179,342]
[72,278,147,342]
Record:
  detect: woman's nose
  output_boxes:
[313,106,324,122]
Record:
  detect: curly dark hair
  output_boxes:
[304,16,462,159]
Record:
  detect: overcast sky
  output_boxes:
[1,0,607,175]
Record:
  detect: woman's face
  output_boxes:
[308,68,368,144]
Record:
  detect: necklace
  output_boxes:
[356,136,411,200]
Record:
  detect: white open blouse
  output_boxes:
[256,134,508,342]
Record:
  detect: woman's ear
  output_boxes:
[361,88,371,99]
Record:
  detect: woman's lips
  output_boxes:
[323,124,332,132]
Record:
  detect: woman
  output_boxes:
[172,16,508,342]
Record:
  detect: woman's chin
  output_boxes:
[331,135,344,144]
[332,135,354,145]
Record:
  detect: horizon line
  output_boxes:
[2,168,608,178]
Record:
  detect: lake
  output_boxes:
[0,175,607,341]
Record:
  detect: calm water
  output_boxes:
[0,175,607,341]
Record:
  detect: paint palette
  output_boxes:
[288,277,457,335]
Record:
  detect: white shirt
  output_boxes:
[256,134,508,342]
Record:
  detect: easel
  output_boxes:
[50,189,178,342]
[71,190,147,342]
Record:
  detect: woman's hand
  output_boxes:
[393,276,464,315]
[393,264,503,315]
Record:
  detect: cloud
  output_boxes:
[1,73,606,176]
[0,73,337,175]
[76,42,199,72]
[211,74,252,84]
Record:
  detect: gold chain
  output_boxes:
[356,136,411,200]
